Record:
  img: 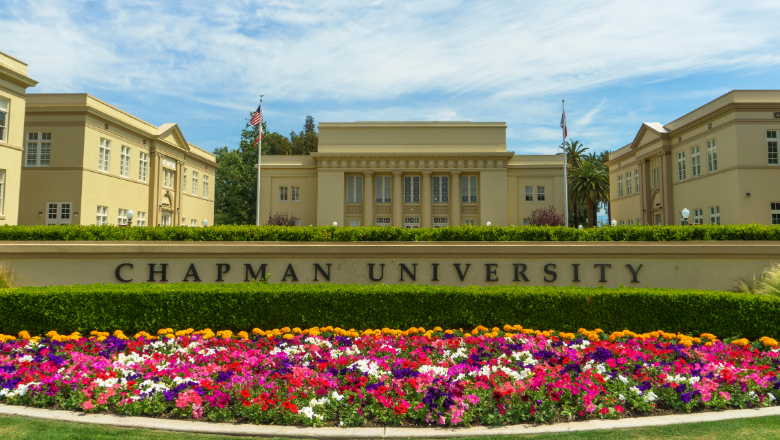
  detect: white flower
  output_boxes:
[619,394,626,402]
[332,391,344,401]
[630,386,642,395]
[769,393,776,402]
[618,375,629,384]
[643,391,658,403]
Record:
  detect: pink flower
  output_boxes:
[719,391,731,401]
[82,400,93,410]
[615,405,624,413]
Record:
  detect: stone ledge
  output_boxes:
[1,403,779,438]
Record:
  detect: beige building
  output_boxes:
[258,122,564,227]
[19,94,216,227]
[0,52,38,225]
[608,90,780,226]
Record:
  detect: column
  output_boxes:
[638,159,647,225]
[392,171,403,227]
[175,160,184,226]
[450,171,461,226]
[150,152,163,225]
[421,170,432,228]
[363,171,374,227]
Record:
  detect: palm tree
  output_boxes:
[569,160,610,227]
[564,140,588,227]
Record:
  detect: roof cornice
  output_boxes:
[0,64,38,88]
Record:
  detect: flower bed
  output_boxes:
[1,326,779,426]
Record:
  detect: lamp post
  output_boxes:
[611,219,617,227]
[333,222,338,227]
[681,207,690,226]
[486,221,492,226]
[202,219,208,227]
[578,225,583,230]
[126,210,134,227]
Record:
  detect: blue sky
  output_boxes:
[3,0,780,157]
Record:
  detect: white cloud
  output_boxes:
[3,0,780,153]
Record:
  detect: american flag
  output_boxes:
[250,103,263,145]
[560,106,567,139]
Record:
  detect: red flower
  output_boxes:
[601,407,609,415]
[615,405,624,413]
[283,401,298,414]
[242,400,251,407]
[241,389,250,399]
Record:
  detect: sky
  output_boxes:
[3,0,780,157]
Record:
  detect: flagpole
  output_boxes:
[255,95,263,226]
[563,99,569,228]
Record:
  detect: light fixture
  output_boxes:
[681,207,690,226]
[486,221,492,226]
[578,225,583,230]
[333,222,338,226]
[74,212,79,217]
[38,212,42,217]
[202,219,208,227]
[611,220,617,227]
[747,193,751,197]
[126,210,134,227]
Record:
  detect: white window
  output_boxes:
[162,156,176,169]
[693,208,703,225]
[192,171,198,194]
[96,205,108,225]
[120,146,131,178]
[525,186,533,202]
[461,175,477,203]
[404,176,419,203]
[203,175,209,199]
[349,220,361,227]
[0,169,4,216]
[710,206,720,225]
[537,186,545,202]
[291,186,299,202]
[163,169,175,189]
[0,98,7,142]
[691,146,701,177]
[768,131,778,165]
[182,168,187,192]
[161,213,172,226]
[627,219,633,226]
[677,151,686,181]
[99,138,110,172]
[118,208,128,226]
[375,176,391,203]
[523,218,530,226]
[617,175,623,197]
[706,139,717,172]
[433,176,449,203]
[433,217,449,227]
[191,219,196,227]
[625,172,632,195]
[182,218,186,226]
[770,202,780,225]
[635,169,639,193]
[652,167,659,189]
[137,211,146,227]
[619,220,624,226]
[403,217,420,229]
[139,152,148,182]
[463,219,475,226]
[26,132,51,167]
[347,176,363,203]
[376,217,392,226]
[279,186,288,201]
[295,220,302,226]
[45,202,72,225]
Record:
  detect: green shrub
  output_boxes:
[1,283,779,339]
[1,224,780,241]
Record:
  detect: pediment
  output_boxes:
[154,123,190,153]
[630,123,670,151]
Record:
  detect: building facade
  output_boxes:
[607,91,780,226]
[0,52,37,225]
[19,94,216,227]
[258,122,564,227]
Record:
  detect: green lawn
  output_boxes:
[2,415,780,439]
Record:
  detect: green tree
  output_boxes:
[213,118,264,225]
[564,140,588,227]
[569,160,610,228]
[289,115,319,155]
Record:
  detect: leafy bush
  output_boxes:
[529,206,565,226]
[1,224,780,241]
[1,283,779,339]
[267,212,299,226]
[0,264,15,289]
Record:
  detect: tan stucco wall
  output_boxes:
[19,94,216,227]
[1,241,778,291]
[0,52,36,225]
[608,90,780,226]
[317,171,345,226]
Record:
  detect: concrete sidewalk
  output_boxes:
[2,403,780,438]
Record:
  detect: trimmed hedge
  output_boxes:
[1,224,780,241]
[1,283,779,339]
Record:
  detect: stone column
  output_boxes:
[392,171,403,227]
[450,171,461,226]
[363,171,374,227]
[175,160,184,226]
[151,152,163,225]
[421,170,432,228]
